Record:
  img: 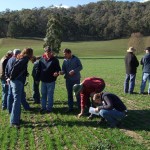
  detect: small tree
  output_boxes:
[128,32,145,54]
[44,14,63,54]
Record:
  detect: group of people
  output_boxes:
[0,48,33,128]
[0,46,131,129]
[124,46,150,95]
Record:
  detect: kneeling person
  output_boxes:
[93,92,127,128]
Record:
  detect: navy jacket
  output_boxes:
[5,56,17,79]
[36,56,61,83]
[142,53,150,73]
[9,56,29,84]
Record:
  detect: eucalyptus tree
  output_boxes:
[44,14,63,54]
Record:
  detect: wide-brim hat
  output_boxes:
[127,47,136,52]
[73,84,83,96]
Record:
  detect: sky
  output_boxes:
[0,0,148,12]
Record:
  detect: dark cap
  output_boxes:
[44,46,52,52]
[145,47,150,51]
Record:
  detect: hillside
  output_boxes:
[0,37,148,57]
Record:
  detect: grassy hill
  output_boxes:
[0,37,147,57]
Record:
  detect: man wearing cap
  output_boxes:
[124,47,139,94]
[59,48,83,112]
[73,77,105,118]
[140,47,150,94]
[35,46,61,113]
[0,50,13,110]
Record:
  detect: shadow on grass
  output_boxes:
[22,107,150,131]
[121,109,150,131]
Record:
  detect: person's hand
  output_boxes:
[6,78,10,85]
[53,72,59,77]
[77,112,83,118]
[69,70,75,76]
[95,107,100,113]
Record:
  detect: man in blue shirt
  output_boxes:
[60,48,83,112]
[140,47,150,94]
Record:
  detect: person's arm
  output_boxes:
[73,58,83,73]
[60,61,66,75]
[98,96,113,111]
[53,58,61,77]
[77,93,87,118]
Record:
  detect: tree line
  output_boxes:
[0,0,150,41]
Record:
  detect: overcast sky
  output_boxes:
[0,0,148,12]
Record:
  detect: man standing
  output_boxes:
[31,56,41,104]
[60,48,83,112]
[124,47,139,94]
[0,50,13,110]
[73,77,105,118]
[36,46,61,113]
[140,47,150,94]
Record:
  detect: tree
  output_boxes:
[128,32,145,54]
[43,14,63,54]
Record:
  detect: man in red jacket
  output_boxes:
[73,77,105,118]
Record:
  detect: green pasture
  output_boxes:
[0,37,143,57]
[0,38,150,149]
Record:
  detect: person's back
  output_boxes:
[124,47,139,94]
[125,52,139,74]
[82,77,105,96]
[142,53,150,73]
[140,47,150,94]
[102,92,127,112]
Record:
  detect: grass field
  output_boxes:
[0,37,142,57]
[0,38,150,150]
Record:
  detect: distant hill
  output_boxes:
[0,37,148,57]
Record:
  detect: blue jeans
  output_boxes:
[1,79,8,109]
[99,109,126,126]
[41,81,55,111]
[124,74,136,93]
[140,73,150,93]
[32,80,40,103]
[7,83,14,113]
[10,80,23,125]
[21,89,30,110]
[7,84,30,114]
[66,79,80,110]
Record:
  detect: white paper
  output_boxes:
[89,107,100,116]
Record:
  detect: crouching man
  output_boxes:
[93,92,127,128]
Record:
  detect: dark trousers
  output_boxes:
[66,79,80,110]
[32,80,40,103]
